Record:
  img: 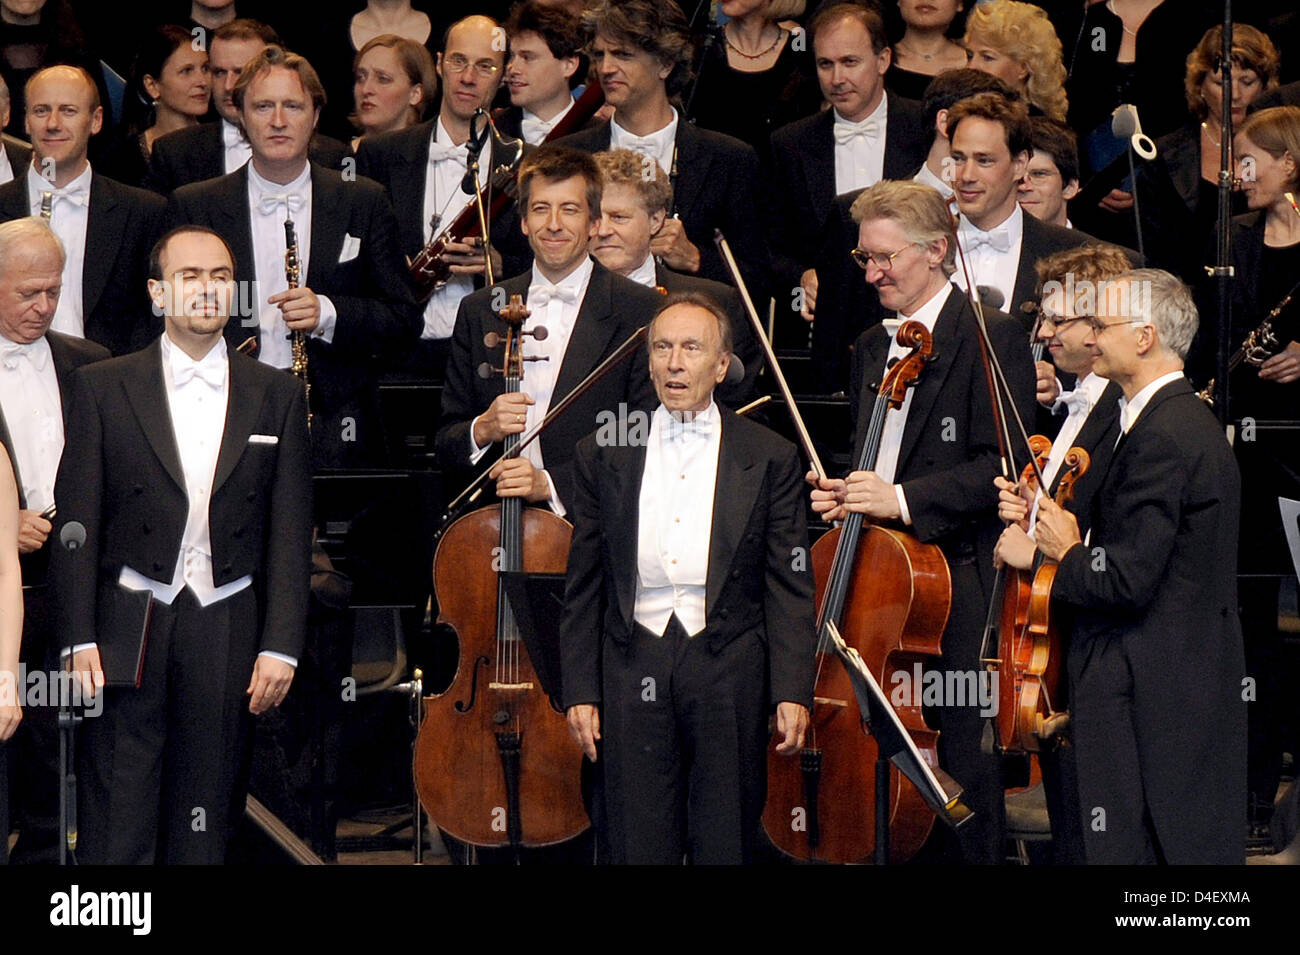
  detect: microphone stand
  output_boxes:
[1211,2,1235,426]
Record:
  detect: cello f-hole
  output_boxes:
[454,655,492,713]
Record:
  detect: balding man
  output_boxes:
[357,14,530,381]
[560,294,816,864]
[0,66,165,357]
[145,19,350,197]
[0,218,108,863]
[1000,269,1247,864]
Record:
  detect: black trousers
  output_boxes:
[932,561,1006,864]
[78,586,260,865]
[5,586,60,864]
[598,616,769,865]
[1068,633,1162,864]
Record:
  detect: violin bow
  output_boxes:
[714,230,827,482]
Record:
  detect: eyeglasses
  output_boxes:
[1087,318,1150,333]
[444,54,501,78]
[1038,312,1092,331]
[850,243,920,272]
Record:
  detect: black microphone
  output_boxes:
[724,354,745,386]
[976,286,1005,310]
[1111,105,1157,160]
[462,108,490,196]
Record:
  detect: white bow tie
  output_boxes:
[428,140,467,166]
[520,114,553,144]
[1052,388,1093,417]
[173,358,226,389]
[963,227,1012,254]
[257,193,305,217]
[833,119,881,145]
[662,414,710,444]
[0,339,49,371]
[620,134,661,158]
[528,283,579,307]
[39,183,88,210]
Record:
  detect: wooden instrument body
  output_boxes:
[416,505,588,848]
[763,523,951,864]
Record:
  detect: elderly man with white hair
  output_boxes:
[999,268,1247,865]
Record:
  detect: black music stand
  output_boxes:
[823,621,973,864]
[498,571,568,707]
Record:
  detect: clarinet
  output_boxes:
[284,218,312,428]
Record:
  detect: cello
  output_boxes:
[762,321,954,864]
[415,294,588,852]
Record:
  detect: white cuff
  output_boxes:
[895,484,912,526]
[468,414,490,464]
[543,469,565,518]
[258,650,298,668]
[62,642,98,658]
[313,295,338,343]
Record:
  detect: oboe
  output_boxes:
[284,217,312,428]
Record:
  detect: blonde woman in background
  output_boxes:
[962,0,1067,122]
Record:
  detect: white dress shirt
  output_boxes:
[874,282,952,525]
[1026,371,1110,533]
[610,108,679,184]
[222,118,253,174]
[468,256,595,516]
[422,117,491,340]
[520,99,574,145]
[28,162,91,338]
[0,144,13,185]
[833,95,888,196]
[626,252,658,288]
[952,203,1025,312]
[914,160,953,199]
[246,161,338,368]
[1118,370,1185,438]
[0,335,63,513]
[635,401,721,637]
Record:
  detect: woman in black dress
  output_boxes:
[1135,24,1279,284]
[884,0,968,102]
[685,0,820,165]
[99,24,210,187]
[349,33,435,150]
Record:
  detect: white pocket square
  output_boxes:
[248,434,279,445]
[339,234,361,263]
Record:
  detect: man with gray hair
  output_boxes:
[0,75,32,185]
[1002,268,1247,864]
[0,218,108,863]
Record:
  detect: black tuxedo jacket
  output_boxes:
[353,118,532,279]
[767,94,928,290]
[654,262,760,407]
[559,407,816,710]
[143,123,352,195]
[849,287,1036,588]
[0,170,166,356]
[554,120,771,300]
[1,134,30,178]
[166,161,422,468]
[1052,378,1245,863]
[491,105,601,144]
[51,338,313,661]
[0,331,109,586]
[434,260,660,510]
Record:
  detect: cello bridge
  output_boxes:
[813,696,849,708]
[488,681,535,691]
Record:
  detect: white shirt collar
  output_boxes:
[222,118,246,147]
[626,253,658,288]
[962,202,1024,244]
[652,397,720,440]
[434,115,461,146]
[610,107,678,149]
[247,160,311,198]
[0,144,12,185]
[914,161,953,197]
[833,93,887,130]
[160,331,228,376]
[27,160,92,201]
[1118,370,1184,434]
[894,281,952,326]
[529,254,594,293]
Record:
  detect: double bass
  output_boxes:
[415,295,588,852]
[763,321,953,864]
